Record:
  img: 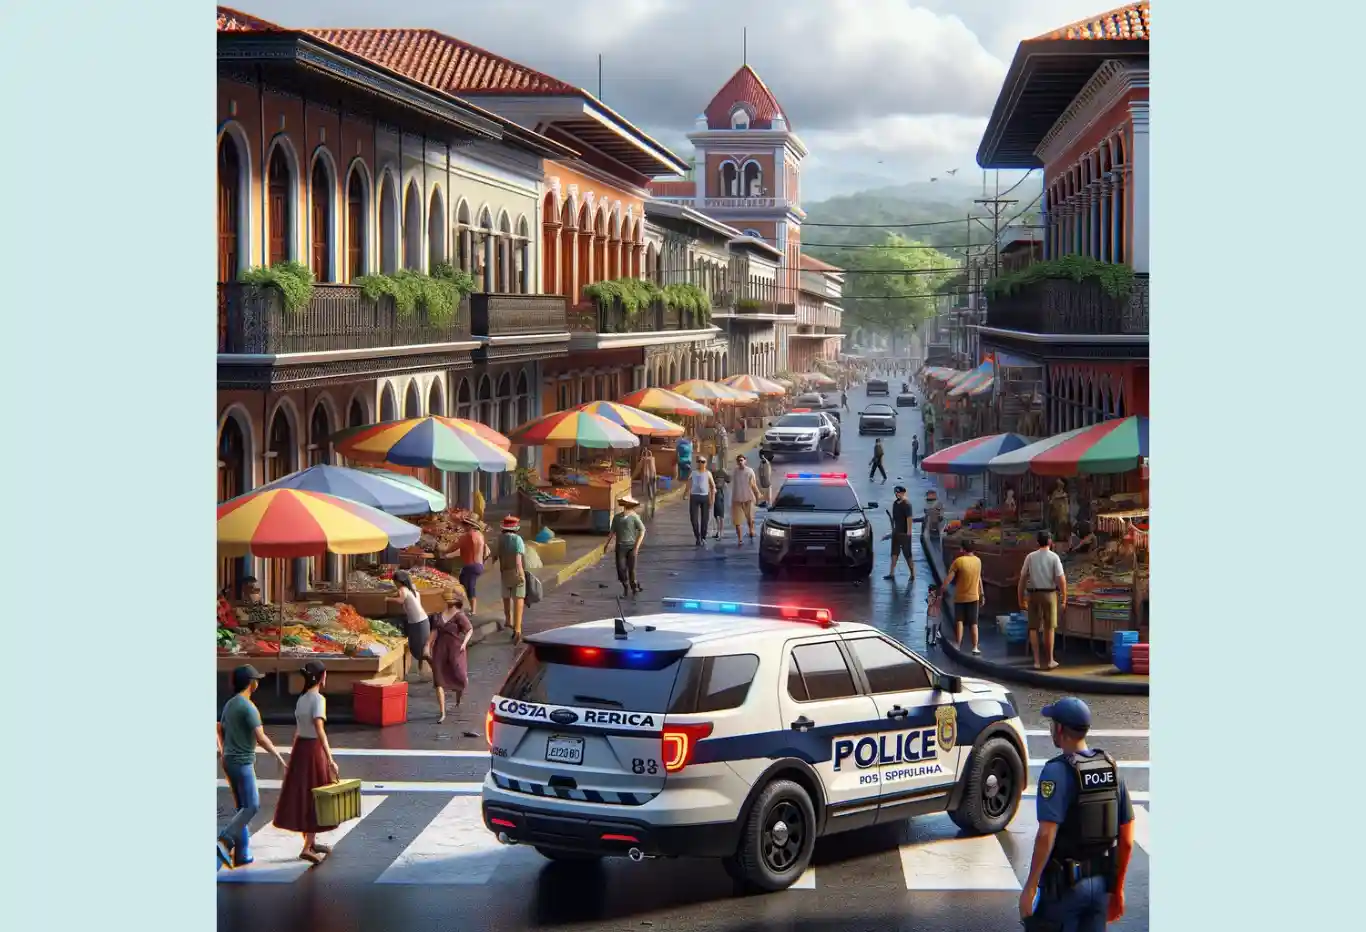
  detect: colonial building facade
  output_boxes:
[975,3,1149,434]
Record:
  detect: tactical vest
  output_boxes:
[1051,750,1120,862]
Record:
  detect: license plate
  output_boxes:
[545,736,585,765]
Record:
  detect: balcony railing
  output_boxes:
[469,293,568,338]
[566,299,706,335]
[984,274,1149,336]
[218,283,472,355]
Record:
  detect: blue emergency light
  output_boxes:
[661,598,835,627]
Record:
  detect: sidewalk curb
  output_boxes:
[920,527,1149,697]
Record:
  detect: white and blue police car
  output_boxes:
[481,599,1028,892]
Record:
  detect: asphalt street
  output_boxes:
[219,381,1150,931]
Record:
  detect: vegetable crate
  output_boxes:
[353,679,408,727]
[312,779,363,828]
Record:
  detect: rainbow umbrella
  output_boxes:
[577,401,684,438]
[337,416,516,472]
[506,409,640,449]
[721,373,786,397]
[617,387,712,416]
[921,433,1030,476]
[257,464,444,516]
[988,416,1149,477]
[217,488,421,559]
[671,379,758,406]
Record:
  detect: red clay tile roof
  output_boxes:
[704,65,787,131]
[216,6,283,31]
[800,254,842,273]
[1032,3,1149,41]
[649,180,696,198]
[306,28,579,96]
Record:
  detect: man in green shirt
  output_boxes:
[604,495,648,598]
[217,665,287,869]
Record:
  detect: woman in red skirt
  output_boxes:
[272,660,340,864]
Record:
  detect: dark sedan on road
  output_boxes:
[858,403,897,434]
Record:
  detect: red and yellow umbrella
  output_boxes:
[217,488,421,559]
[671,379,757,406]
[506,409,640,449]
[721,373,786,397]
[617,387,711,417]
[577,401,684,438]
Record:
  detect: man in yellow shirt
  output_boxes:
[944,539,986,654]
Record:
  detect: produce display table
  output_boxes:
[215,645,408,696]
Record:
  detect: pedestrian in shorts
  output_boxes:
[943,538,986,655]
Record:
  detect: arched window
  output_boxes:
[720,161,738,197]
[307,403,332,467]
[403,181,423,271]
[404,380,422,418]
[345,165,368,281]
[217,133,244,281]
[741,161,762,197]
[310,156,333,281]
[267,144,295,266]
[428,187,446,270]
[379,173,399,274]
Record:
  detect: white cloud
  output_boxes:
[240,0,1121,199]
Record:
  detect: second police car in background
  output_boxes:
[482,600,1028,893]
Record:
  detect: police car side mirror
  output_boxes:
[936,674,963,693]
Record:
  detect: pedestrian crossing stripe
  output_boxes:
[218,793,1150,889]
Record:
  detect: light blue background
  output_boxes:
[0,2,1361,930]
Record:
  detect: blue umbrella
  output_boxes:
[257,464,445,516]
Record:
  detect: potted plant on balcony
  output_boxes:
[239,260,315,314]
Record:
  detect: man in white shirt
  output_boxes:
[1018,530,1069,670]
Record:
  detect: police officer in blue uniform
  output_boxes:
[1019,697,1135,931]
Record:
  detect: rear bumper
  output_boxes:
[482,799,742,859]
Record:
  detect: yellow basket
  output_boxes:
[312,779,363,827]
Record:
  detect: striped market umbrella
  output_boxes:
[506,409,640,449]
[617,387,712,416]
[336,416,516,472]
[988,416,1150,477]
[217,488,421,559]
[671,379,758,406]
[257,464,444,516]
[921,433,1030,476]
[576,401,684,438]
[721,373,787,397]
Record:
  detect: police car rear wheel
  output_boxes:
[728,779,816,892]
[948,736,1024,835]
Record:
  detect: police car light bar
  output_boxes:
[661,598,834,627]
[785,473,848,480]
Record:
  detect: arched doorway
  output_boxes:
[428,187,447,270]
[264,406,297,601]
[267,144,294,266]
[217,133,243,282]
[345,165,368,282]
[310,157,333,281]
[217,413,249,594]
[404,380,422,419]
[404,181,423,271]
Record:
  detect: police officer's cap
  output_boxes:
[1041,696,1092,731]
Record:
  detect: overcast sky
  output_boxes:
[241,0,1115,202]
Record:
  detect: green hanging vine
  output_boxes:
[239,260,315,314]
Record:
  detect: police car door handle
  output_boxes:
[886,706,910,720]
[791,716,815,733]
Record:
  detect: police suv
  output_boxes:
[481,600,1028,893]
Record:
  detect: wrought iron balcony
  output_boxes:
[218,283,471,355]
[468,293,568,337]
[984,274,1149,336]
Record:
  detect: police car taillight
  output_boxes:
[661,598,835,627]
[662,722,713,773]
[484,702,495,746]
